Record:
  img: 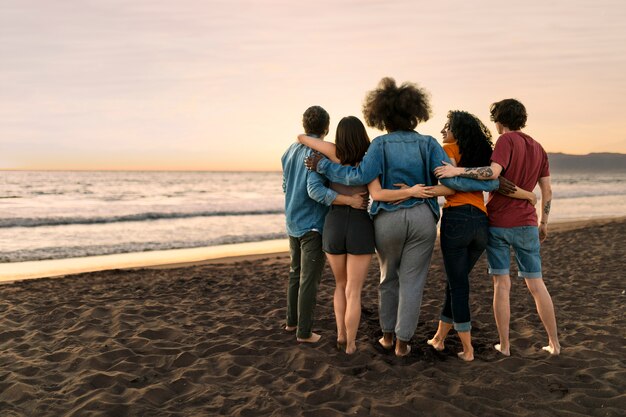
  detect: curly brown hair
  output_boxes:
[490,99,527,131]
[447,110,493,168]
[362,77,431,132]
[302,106,330,136]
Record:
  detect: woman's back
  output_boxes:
[442,142,487,213]
[369,130,441,217]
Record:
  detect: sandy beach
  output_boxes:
[1,218,625,416]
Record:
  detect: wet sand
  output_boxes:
[0,218,624,416]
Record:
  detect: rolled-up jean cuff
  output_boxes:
[396,333,413,342]
[519,271,542,278]
[440,315,454,324]
[453,322,471,332]
[489,267,509,275]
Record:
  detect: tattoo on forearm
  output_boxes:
[543,200,551,216]
[463,167,493,178]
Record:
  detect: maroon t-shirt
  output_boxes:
[487,131,550,227]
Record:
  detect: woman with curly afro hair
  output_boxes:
[305,77,502,356]
[297,115,451,354]
[426,111,535,361]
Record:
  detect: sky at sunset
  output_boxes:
[1,0,625,171]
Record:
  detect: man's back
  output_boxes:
[281,143,330,237]
[487,131,550,227]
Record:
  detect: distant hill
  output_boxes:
[548,153,626,172]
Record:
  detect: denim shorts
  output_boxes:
[487,226,542,278]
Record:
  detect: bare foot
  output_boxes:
[285,325,297,332]
[297,332,321,343]
[427,335,445,351]
[336,340,347,351]
[395,344,411,357]
[345,342,357,355]
[378,336,393,350]
[542,344,561,356]
[457,351,474,362]
[494,343,510,356]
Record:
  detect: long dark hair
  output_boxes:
[335,116,370,166]
[448,110,493,167]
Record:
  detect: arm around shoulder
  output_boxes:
[298,134,340,163]
[435,161,503,181]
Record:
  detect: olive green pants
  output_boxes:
[287,231,325,339]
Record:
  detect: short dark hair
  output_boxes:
[302,106,330,136]
[335,116,370,166]
[490,99,527,131]
[362,77,431,132]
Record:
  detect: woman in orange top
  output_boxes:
[427,111,535,361]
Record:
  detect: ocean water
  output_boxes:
[1,170,625,263]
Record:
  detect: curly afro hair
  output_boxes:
[302,105,330,136]
[362,77,431,132]
[447,110,493,168]
[490,99,527,131]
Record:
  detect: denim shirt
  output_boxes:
[316,130,499,221]
[282,142,338,237]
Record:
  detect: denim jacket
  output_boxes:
[282,142,337,237]
[316,130,499,221]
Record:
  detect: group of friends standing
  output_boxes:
[281,77,560,361]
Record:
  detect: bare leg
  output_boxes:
[457,331,474,361]
[525,278,561,355]
[427,320,452,351]
[344,254,372,354]
[326,254,348,347]
[379,332,394,350]
[493,274,511,356]
[395,339,411,357]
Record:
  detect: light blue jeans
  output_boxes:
[374,204,437,342]
[487,226,542,278]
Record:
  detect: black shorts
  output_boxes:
[322,206,376,255]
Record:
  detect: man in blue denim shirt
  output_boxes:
[282,105,367,344]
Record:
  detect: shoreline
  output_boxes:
[1,215,624,283]
[0,239,289,284]
[1,216,624,416]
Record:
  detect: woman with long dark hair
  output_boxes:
[426,111,535,361]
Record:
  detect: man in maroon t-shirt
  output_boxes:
[434,99,560,357]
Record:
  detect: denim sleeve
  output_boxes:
[430,138,499,192]
[306,171,337,206]
[440,176,500,192]
[317,140,382,186]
